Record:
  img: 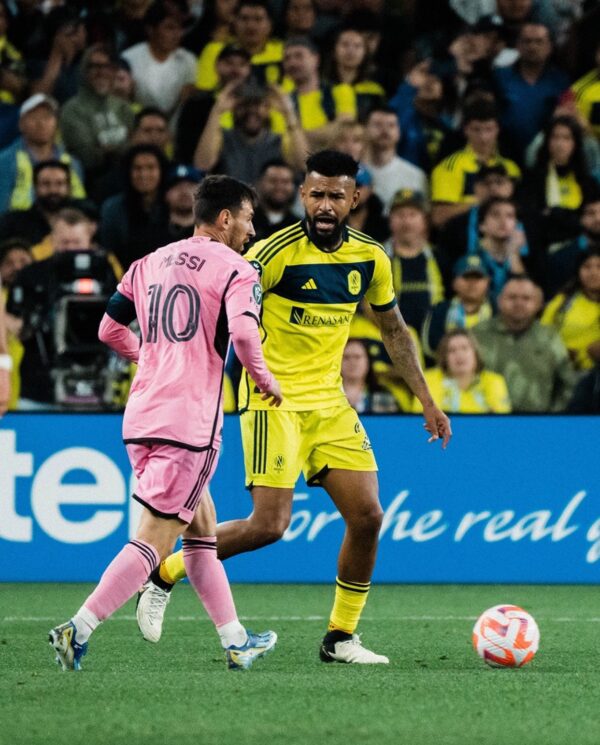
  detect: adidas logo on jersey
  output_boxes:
[301,278,318,290]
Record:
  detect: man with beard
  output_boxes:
[136,150,451,664]
[194,81,307,183]
[251,159,298,242]
[0,160,72,247]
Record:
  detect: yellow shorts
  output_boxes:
[240,405,378,489]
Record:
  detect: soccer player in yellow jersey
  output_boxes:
[137,150,452,663]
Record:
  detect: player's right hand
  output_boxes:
[260,377,283,407]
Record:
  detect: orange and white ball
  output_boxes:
[472,604,540,668]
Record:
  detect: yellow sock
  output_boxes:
[328,577,371,634]
[159,549,187,585]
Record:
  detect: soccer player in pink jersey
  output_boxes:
[49,175,282,671]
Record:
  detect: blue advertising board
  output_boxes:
[1,413,599,583]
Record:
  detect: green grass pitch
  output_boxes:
[1,583,598,745]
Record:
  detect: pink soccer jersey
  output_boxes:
[117,236,263,450]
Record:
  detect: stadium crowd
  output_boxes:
[0,0,599,415]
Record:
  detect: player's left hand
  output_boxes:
[422,402,452,449]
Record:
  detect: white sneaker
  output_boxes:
[320,634,389,664]
[136,581,171,643]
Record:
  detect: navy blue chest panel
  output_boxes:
[269,260,375,304]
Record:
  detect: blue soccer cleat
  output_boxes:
[48,621,88,671]
[225,629,277,670]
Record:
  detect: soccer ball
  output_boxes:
[472,604,540,668]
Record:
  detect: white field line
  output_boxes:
[2,615,600,623]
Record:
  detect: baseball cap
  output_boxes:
[471,14,504,34]
[167,164,204,188]
[20,93,59,119]
[390,189,427,211]
[355,165,372,187]
[453,255,490,278]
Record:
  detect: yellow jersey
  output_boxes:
[541,291,600,370]
[431,145,521,204]
[412,368,511,414]
[239,221,396,411]
[196,39,283,91]
[572,68,600,139]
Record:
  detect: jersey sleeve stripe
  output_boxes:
[254,223,303,263]
[347,228,386,251]
[260,230,305,266]
[371,298,397,312]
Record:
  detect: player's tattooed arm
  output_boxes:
[374,306,452,447]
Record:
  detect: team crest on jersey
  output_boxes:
[274,454,285,471]
[347,269,361,295]
[252,283,262,305]
[361,434,372,451]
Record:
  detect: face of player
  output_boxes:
[52,220,93,252]
[498,279,542,328]
[389,206,427,242]
[452,273,490,304]
[225,198,256,252]
[445,335,478,378]
[301,172,358,250]
[19,105,58,147]
[481,203,517,241]
[335,30,366,71]
[259,166,295,210]
[548,124,575,167]
[342,340,369,384]
[0,247,32,286]
[34,166,70,212]
[285,0,315,34]
[464,119,499,156]
[234,6,272,49]
[216,54,251,86]
[130,153,162,196]
[581,202,600,238]
[366,112,400,150]
[579,255,600,295]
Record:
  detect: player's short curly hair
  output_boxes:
[305,150,359,180]
[193,175,257,225]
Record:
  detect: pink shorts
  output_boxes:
[127,442,219,524]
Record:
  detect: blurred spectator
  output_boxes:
[494,23,569,162]
[473,275,576,411]
[389,60,452,173]
[335,120,366,162]
[0,94,85,213]
[325,27,385,121]
[99,143,170,270]
[7,208,118,409]
[541,249,600,371]
[9,0,46,61]
[114,0,154,53]
[0,238,30,409]
[112,57,139,111]
[0,160,71,248]
[475,196,527,301]
[0,280,8,414]
[121,1,196,117]
[431,98,520,228]
[0,0,27,142]
[571,39,600,140]
[347,165,388,243]
[196,0,283,91]
[342,338,399,413]
[60,45,135,182]
[384,190,444,331]
[363,106,428,213]
[30,6,87,105]
[567,362,600,413]
[545,193,600,297]
[130,107,173,155]
[280,0,317,39]
[520,115,598,247]
[194,81,307,182]
[183,0,237,54]
[175,43,251,164]
[413,329,511,413]
[252,159,298,241]
[282,36,356,150]
[422,254,493,360]
[164,163,203,242]
[436,164,516,287]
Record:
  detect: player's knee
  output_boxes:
[349,506,384,537]
[252,514,289,546]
